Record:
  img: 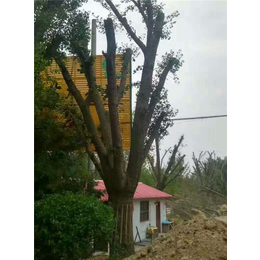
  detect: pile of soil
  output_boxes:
[124,217,227,260]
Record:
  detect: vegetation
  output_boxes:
[34,3,109,259]
[139,149,227,221]
[34,1,226,259]
[34,0,184,255]
[34,0,95,200]
[167,152,227,221]
[147,135,188,191]
[34,193,115,260]
[35,45,90,200]
[191,151,227,197]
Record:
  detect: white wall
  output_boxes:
[132,198,168,241]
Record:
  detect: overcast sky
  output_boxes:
[83,0,227,168]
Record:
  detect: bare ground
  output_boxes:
[89,215,227,260]
[124,216,227,260]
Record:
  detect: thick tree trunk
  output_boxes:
[109,194,135,257]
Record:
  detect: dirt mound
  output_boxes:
[124,218,227,260]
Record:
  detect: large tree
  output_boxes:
[35,0,183,255]
[147,135,188,191]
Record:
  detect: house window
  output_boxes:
[140,201,149,222]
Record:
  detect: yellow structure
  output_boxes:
[47,55,131,150]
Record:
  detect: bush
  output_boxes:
[34,193,115,260]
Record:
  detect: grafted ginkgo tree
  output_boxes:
[36,0,184,255]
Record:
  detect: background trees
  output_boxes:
[147,135,188,191]
[191,151,227,197]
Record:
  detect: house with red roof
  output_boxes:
[95,180,173,241]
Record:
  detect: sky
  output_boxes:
[83,0,227,168]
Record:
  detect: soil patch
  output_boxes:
[124,217,227,260]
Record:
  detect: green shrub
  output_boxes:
[34,193,115,260]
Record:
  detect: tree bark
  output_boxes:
[108,194,135,256]
[103,18,136,256]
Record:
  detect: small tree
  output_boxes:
[147,135,188,191]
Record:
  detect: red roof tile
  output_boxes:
[95,180,172,201]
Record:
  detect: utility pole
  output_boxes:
[91,19,96,56]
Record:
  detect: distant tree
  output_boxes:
[147,135,188,191]
[191,151,227,197]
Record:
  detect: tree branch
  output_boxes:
[153,11,165,39]
[147,154,157,178]
[117,48,132,103]
[55,58,108,160]
[164,135,184,176]
[200,185,227,199]
[163,166,185,190]
[104,18,125,177]
[105,0,146,53]
[143,112,166,161]
[76,49,112,149]
[168,155,186,176]
[85,142,104,177]
[144,0,154,43]
[145,0,153,25]
[70,113,104,178]
[155,136,161,175]
[131,0,148,27]
[161,155,185,190]
[160,147,171,167]
[147,58,178,121]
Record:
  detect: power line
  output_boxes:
[173,114,227,122]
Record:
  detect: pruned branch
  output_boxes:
[118,48,132,103]
[76,49,112,149]
[105,0,146,53]
[143,112,166,160]
[104,18,125,177]
[55,58,108,160]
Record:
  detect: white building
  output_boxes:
[95,181,172,241]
